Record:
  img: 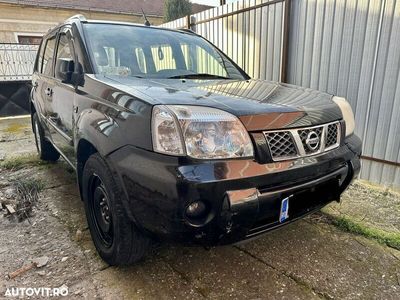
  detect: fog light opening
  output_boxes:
[186,201,206,218]
[185,200,211,225]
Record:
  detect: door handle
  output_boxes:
[45,87,53,97]
[33,81,38,91]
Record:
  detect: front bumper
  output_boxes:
[108,134,362,245]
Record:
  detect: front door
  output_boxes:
[47,27,76,166]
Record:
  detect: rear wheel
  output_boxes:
[82,153,152,265]
[32,112,60,162]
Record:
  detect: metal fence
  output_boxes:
[0,43,37,116]
[288,0,400,187]
[161,0,400,188]
[161,0,289,82]
[0,43,39,81]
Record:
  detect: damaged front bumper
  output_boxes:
[108,134,362,246]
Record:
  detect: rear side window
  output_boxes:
[35,41,45,73]
[42,36,56,76]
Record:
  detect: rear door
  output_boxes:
[32,39,45,117]
[34,32,58,125]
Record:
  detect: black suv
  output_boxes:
[30,15,362,265]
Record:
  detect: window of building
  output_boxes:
[18,35,42,45]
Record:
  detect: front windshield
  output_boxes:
[83,23,247,80]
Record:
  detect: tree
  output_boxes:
[164,0,192,22]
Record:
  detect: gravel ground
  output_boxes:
[0,116,399,299]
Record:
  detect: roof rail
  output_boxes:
[67,14,87,22]
[179,28,198,35]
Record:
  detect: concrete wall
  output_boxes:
[0,2,163,43]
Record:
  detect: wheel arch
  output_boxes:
[76,138,98,198]
[30,102,36,128]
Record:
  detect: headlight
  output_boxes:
[152,105,254,159]
[332,96,355,137]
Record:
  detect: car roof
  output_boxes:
[44,14,194,39]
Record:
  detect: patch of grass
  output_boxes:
[0,154,50,170]
[12,177,44,221]
[332,216,400,250]
[5,123,30,134]
[14,177,45,193]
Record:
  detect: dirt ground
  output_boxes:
[0,116,399,299]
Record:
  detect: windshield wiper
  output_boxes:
[167,73,231,80]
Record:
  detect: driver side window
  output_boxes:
[56,33,74,62]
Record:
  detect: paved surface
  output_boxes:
[0,116,36,160]
[0,116,399,299]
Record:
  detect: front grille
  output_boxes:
[326,123,340,148]
[265,131,297,159]
[263,121,341,161]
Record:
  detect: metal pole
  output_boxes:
[186,14,191,29]
[280,0,291,83]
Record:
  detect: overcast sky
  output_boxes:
[191,0,236,6]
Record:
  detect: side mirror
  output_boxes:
[56,58,74,83]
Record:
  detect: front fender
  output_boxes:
[75,108,118,156]
[74,101,153,157]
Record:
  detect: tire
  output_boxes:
[82,153,152,265]
[32,112,60,162]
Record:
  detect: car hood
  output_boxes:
[95,75,342,131]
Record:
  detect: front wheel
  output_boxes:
[82,153,152,265]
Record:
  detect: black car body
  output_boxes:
[30,15,362,265]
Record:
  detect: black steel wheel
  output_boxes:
[88,175,114,248]
[82,153,152,265]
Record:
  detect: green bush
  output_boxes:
[164,0,192,22]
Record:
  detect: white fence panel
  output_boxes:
[0,43,39,81]
[160,0,286,81]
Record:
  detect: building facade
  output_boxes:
[0,2,165,44]
[0,0,211,44]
